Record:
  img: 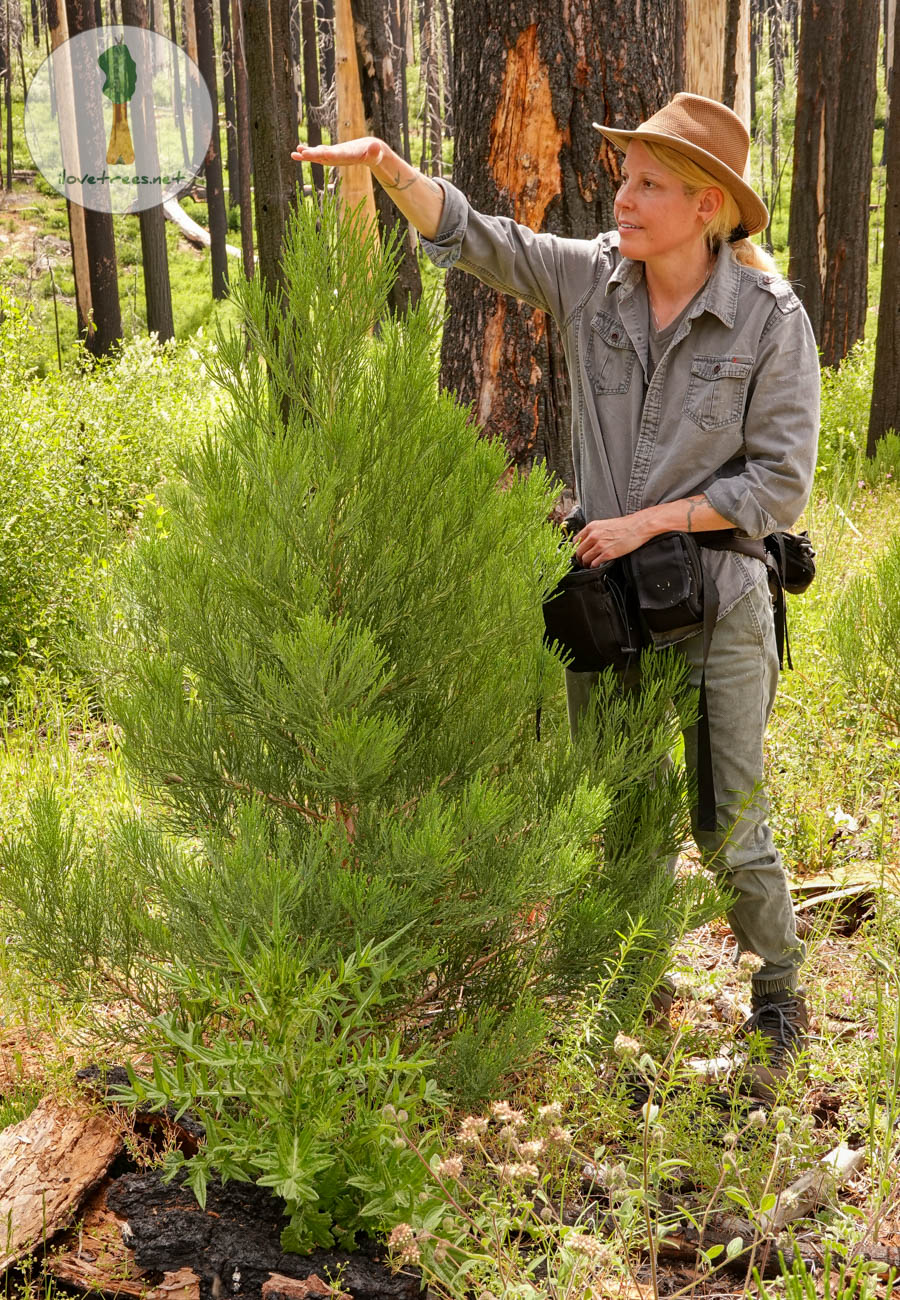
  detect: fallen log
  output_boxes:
[0,1095,122,1272]
[48,1180,202,1300]
[162,199,241,258]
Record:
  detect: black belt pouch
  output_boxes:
[542,560,640,672]
[627,532,705,639]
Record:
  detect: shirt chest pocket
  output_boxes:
[683,354,754,431]
[585,310,636,396]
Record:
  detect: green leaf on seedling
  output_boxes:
[725,1236,744,1260]
[760,1192,777,1213]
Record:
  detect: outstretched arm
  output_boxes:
[291,137,445,240]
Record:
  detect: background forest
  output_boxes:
[1,1,900,1298]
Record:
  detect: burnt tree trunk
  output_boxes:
[788,0,879,365]
[722,0,741,107]
[195,0,229,297]
[441,1,680,495]
[299,0,324,193]
[67,0,123,356]
[868,0,900,454]
[231,0,254,277]
[220,0,238,206]
[122,0,175,341]
[242,0,297,296]
[318,0,334,95]
[351,0,422,311]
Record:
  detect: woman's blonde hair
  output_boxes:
[641,140,778,275]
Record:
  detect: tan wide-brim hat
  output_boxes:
[592,92,768,238]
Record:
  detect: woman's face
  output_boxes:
[614,140,720,263]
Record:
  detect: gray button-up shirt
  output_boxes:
[421,179,820,621]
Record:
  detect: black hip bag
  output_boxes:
[541,522,813,831]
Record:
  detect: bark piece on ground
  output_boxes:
[0,1095,122,1272]
[147,1267,203,1299]
[47,1179,158,1298]
[263,1272,351,1299]
[106,1170,421,1300]
[760,1142,865,1233]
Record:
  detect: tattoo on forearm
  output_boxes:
[382,170,418,192]
[684,495,705,533]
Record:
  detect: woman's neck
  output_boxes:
[644,242,717,329]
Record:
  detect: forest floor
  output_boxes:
[1,483,899,1299]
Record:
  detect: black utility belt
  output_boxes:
[542,526,815,675]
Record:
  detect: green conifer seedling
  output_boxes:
[0,196,715,1249]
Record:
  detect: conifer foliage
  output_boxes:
[0,198,705,1249]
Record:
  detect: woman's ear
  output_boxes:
[697,186,724,222]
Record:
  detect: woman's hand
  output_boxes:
[574,495,736,566]
[574,515,654,566]
[291,137,445,240]
[291,136,387,169]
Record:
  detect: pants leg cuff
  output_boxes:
[752,974,799,996]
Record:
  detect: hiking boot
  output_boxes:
[736,988,809,1099]
[643,976,675,1024]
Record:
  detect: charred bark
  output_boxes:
[300,0,324,193]
[351,0,422,311]
[66,0,123,356]
[441,1,680,497]
[122,0,175,341]
[869,0,900,454]
[107,1170,421,1300]
[220,0,238,206]
[788,0,879,365]
[231,0,254,277]
[195,0,229,297]
[242,0,297,296]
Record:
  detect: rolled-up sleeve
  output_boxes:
[703,300,820,537]
[420,179,601,324]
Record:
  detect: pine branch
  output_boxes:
[162,771,329,824]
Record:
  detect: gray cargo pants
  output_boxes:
[565,574,803,994]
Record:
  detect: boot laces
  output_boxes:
[740,997,805,1065]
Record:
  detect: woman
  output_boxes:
[292,93,820,1096]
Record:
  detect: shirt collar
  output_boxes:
[605,241,740,328]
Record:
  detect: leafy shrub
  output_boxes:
[0,292,223,687]
[815,341,876,502]
[0,198,715,1248]
[830,530,900,731]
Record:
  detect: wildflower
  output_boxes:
[613,1032,642,1059]
[388,1222,420,1267]
[499,1161,539,1180]
[381,1104,397,1121]
[548,1124,573,1145]
[538,1102,562,1121]
[433,1241,448,1264]
[517,1138,545,1159]
[436,1155,464,1179]
[738,951,765,975]
[566,1232,611,1262]
[491,1100,526,1126]
[457,1115,489,1144]
[539,1205,555,1223]
[497,1124,519,1144]
[774,1130,791,1151]
[396,1109,409,1123]
[748,1108,767,1128]
[772,1106,793,1123]
[723,1131,739,1149]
